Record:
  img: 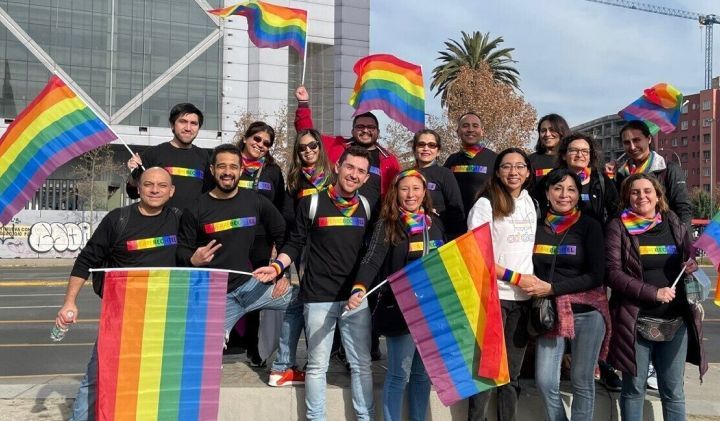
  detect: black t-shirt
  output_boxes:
[238,162,285,241]
[418,164,465,238]
[532,214,605,311]
[361,148,382,217]
[637,221,685,318]
[177,189,286,292]
[283,176,330,235]
[282,191,371,303]
[71,204,181,280]
[130,142,213,211]
[529,152,557,181]
[444,148,497,218]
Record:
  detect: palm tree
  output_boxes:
[431,31,520,107]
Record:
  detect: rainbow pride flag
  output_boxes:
[694,212,720,306]
[0,76,117,224]
[208,1,307,56]
[388,223,508,406]
[618,82,683,135]
[349,54,425,133]
[97,268,228,421]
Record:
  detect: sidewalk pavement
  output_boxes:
[1,356,718,421]
[0,258,74,267]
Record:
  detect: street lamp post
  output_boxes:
[659,148,681,168]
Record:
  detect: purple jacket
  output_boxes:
[605,211,707,380]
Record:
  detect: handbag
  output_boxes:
[527,227,568,337]
[636,316,683,342]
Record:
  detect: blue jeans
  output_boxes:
[270,296,305,372]
[71,342,98,421]
[535,310,605,421]
[621,322,688,421]
[224,278,297,338]
[384,334,430,421]
[304,300,374,420]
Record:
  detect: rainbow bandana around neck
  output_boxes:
[400,207,426,236]
[327,184,359,217]
[619,152,654,177]
[462,144,485,159]
[302,166,328,190]
[545,208,581,234]
[242,155,265,176]
[620,209,662,235]
[577,167,591,183]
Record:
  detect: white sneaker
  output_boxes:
[646,363,658,390]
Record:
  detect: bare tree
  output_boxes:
[70,145,126,229]
[233,106,292,173]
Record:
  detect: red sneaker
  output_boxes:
[268,368,305,387]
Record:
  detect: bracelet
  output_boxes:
[270,259,285,275]
[501,269,521,285]
[351,284,366,295]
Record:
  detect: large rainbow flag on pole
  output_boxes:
[349,54,425,133]
[208,1,307,57]
[693,213,720,307]
[618,82,683,135]
[0,75,117,224]
[388,223,508,406]
[97,268,228,421]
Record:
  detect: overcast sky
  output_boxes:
[369,0,718,128]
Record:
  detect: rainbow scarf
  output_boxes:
[388,224,508,406]
[348,54,425,133]
[620,209,662,235]
[327,184,359,217]
[618,152,654,177]
[545,208,581,234]
[97,268,227,420]
[242,155,265,176]
[577,167,591,183]
[0,76,117,224]
[463,144,485,159]
[302,166,328,190]
[400,208,426,236]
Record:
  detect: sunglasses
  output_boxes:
[415,141,438,150]
[249,135,272,148]
[298,141,320,153]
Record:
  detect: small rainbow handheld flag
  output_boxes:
[388,223,508,406]
[208,1,307,56]
[618,82,683,135]
[0,75,117,224]
[349,54,425,133]
[693,212,720,307]
[97,268,228,421]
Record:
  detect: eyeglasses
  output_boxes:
[498,163,528,172]
[298,141,319,153]
[415,141,439,150]
[567,148,590,156]
[250,135,272,148]
[353,124,377,131]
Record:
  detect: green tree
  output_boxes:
[431,31,520,107]
[690,187,720,219]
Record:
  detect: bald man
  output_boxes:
[55,167,181,421]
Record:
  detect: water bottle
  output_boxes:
[50,311,74,342]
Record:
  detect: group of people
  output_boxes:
[54,88,707,421]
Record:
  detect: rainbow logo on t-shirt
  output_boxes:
[409,240,444,252]
[535,168,552,177]
[126,235,177,251]
[581,193,590,202]
[427,182,437,191]
[369,166,381,176]
[639,245,678,255]
[238,180,272,190]
[316,217,365,227]
[165,167,203,179]
[533,244,577,255]
[204,217,257,233]
[452,165,487,174]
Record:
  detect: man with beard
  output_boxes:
[444,112,498,222]
[254,146,375,420]
[127,103,213,210]
[176,143,295,346]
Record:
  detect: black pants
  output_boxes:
[468,299,530,421]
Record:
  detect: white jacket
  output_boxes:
[467,189,536,301]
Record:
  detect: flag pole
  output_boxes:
[301,11,309,85]
[341,278,388,317]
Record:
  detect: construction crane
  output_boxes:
[586,0,720,89]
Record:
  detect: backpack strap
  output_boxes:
[359,194,371,220]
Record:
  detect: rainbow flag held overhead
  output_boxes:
[0,75,117,224]
[208,1,307,56]
[618,82,683,135]
[97,268,228,421]
[388,223,508,406]
[349,54,425,133]
[693,212,720,307]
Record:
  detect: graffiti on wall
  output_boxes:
[0,210,107,259]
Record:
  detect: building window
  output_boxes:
[682,137,688,145]
[672,138,678,146]
[681,121,688,130]
[704,184,711,192]
[681,153,688,161]
[682,103,689,113]
[704,134,712,143]
[704,151,711,159]
[288,43,335,136]
[703,118,712,127]
[703,168,711,177]
[692,120,696,127]
[683,169,688,178]
[703,100,712,110]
